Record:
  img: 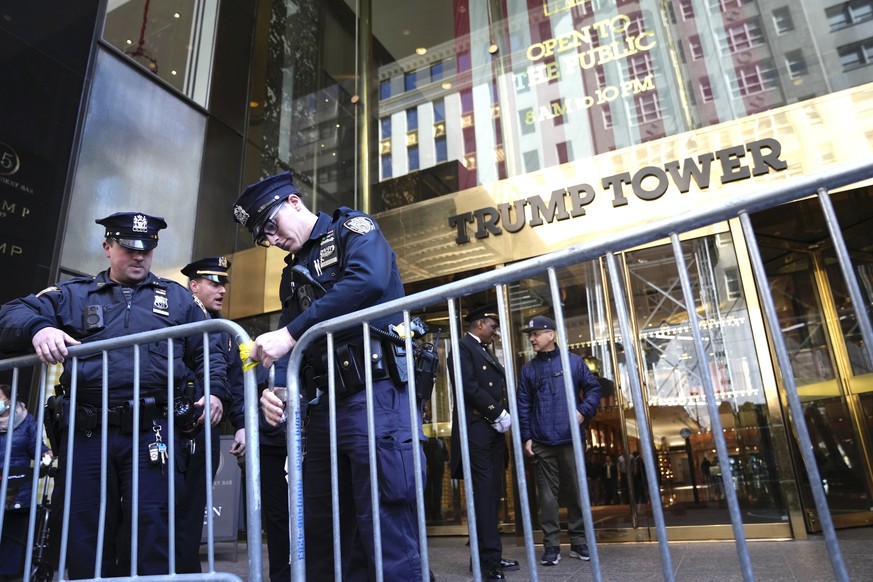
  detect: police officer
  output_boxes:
[232,171,424,581]
[0,212,229,578]
[176,256,243,573]
[448,305,518,582]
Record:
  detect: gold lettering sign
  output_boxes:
[515,13,659,126]
[543,0,589,17]
[447,139,788,244]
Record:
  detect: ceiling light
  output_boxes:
[173,12,180,18]
[416,47,427,55]
[441,82,452,90]
[488,43,499,54]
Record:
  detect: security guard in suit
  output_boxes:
[232,171,424,581]
[0,212,229,578]
[449,305,519,582]
[176,256,244,573]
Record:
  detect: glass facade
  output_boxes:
[103,0,219,107]
[239,0,873,220]
[62,49,207,280]
[231,0,873,538]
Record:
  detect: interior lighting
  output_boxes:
[441,82,452,90]
[488,42,498,54]
[173,12,180,18]
[415,47,427,55]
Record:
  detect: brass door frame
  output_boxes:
[749,234,873,532]
[807,250,873,529]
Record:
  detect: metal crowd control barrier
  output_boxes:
[0,319,262,582]
[1,160,871,582]
[283,158,873,582]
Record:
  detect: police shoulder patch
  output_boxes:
[343,216,375,235]
[36,286,61,297]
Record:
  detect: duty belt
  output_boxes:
[70,399,168,433]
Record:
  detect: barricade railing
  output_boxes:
[283,158,873,582]
[0,318,262,582]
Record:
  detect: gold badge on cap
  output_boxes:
[218,256,228,268]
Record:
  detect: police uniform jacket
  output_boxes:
[517,348,601,447]
[0,270,229,407]
[273,206,404,385]
[207,312,246,431]
[448,332,507,479]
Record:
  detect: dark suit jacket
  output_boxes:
[448,332,507,479]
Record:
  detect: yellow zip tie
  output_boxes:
[239,340,259,372]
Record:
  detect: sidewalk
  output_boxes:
[207,526,873,581]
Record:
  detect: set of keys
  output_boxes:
[148,420,168,472]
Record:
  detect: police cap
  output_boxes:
[181,256,231,284]
[95,212,166,251]
[521,315,556,333]
[232,171,300,242]
[465,304,500,323]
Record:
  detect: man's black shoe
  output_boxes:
[484,566,506,581]
[499,558,520,571]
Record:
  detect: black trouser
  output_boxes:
[467,417,506,570]
[260,442,291,582]
[175,427,220,573]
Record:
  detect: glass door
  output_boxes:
[750,186,873,531]
[618,228,791,536]
[509,225,794,541]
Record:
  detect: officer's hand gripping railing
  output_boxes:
[0,318,261,582]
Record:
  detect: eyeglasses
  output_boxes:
[255,204,284,248]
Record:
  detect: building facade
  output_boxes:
[2,0,873,542]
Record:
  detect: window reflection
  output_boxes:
[103,0,218,107]
[619,234,783,526]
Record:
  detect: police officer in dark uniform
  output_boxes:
[176,256,243,573]
[449,305,518,582]
[232,171,424,581]
[0,212,229,579]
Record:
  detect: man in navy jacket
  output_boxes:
[517,315,601,567]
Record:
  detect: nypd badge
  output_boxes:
[233,205,250,226]
[153,291,169,316]
[132,214,149,233]
[343,216,375,235]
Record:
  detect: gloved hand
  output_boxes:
[490,410,511,433]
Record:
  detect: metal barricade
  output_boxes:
[283,159,873,582]
[1,160,871,582]
[0,319,263,582]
